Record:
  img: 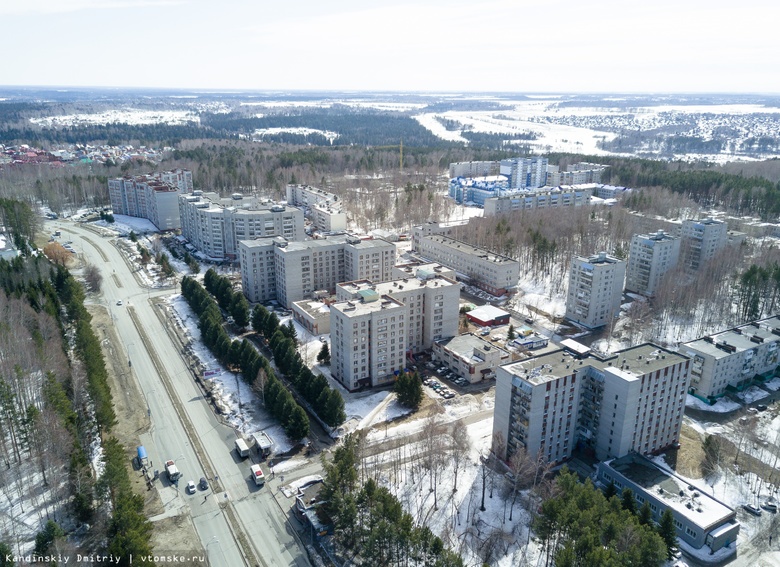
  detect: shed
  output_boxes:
[466,305,510,327]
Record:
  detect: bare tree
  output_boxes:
[83,264,103,292]
[448,419,471,493]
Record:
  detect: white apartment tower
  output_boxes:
[493,343,690,464]
[239,235,396,306]
[108,172,187,230]
[500,157,548,189]
[330,294,407,391]
[566,252,626,329]
[680,217,728,271]
[179,192,304,261]
[625,230,681,296]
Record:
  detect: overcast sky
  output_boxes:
[1,0,777,94]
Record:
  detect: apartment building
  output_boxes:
[682,316,780,402]
[449,160,500,179]
[336,273,459,352]
[448,176,509,206]
[330,294,407,391]
[179,191,304,260]
[546,162,608,186]
[286,184,339,209]
[483,186,592,216]
[286,184,347,232]
[108,172,187,230]
[624,230,681,296]
[493,342,690,464]
[680,217,728,271]
[412,231,519,296]
[565,252,626,329]
[239,235,396,307]
[500,157,548,189]
[311,202,347,232]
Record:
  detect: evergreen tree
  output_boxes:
[317,342,331,365]
[507,324,516,340]
[285,405,310,441]
[230,294,250,329]
[394,372,423,409]
[621,488,637,515]
[657,509,679,559]
[638,501,653,526]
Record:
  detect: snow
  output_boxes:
[686,395,742,413]
[30,109,198,127]
[253,127,339,143]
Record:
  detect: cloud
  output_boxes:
[0,0,185,16]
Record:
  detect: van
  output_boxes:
[251,464,265,486]
[235,438,250,459]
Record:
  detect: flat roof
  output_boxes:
[683,315,780,359]
[292,300,331,318]
[331,295,405,316]
[437,333,508,363]
[605,454,734,530]
[501,343,688,386]
[468,305,510,320]
[422,235,518,265]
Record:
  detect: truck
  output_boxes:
[253,431,274,458]
[235,438,250,459]
[250,464,265,486]
[136,446,149,469]
[165,459,182,483]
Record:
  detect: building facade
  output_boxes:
[682,316,780,402]
[483,186,592,216]
[179,192,304,260]
[625,230,681,296]
[433,334,510,383]
[336,273,459,353]
[108,171,190,230]
[412,231,520,296]
[500,157,548,189]
[546,162,608,186]
[680,217,728,271]
[239,235,396,307]
[330,294,407,391]
[565,252,626,329]
[493,343,690,464]
[448,160,500,179]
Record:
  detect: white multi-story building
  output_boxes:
[680,217,728,271]
[286,184,347,232]
[108,172,189,230]
[239,235,396,306]
[500,157,548,189]
[449,161,500,179]
[330,294,407,391]
[483,186,592,216]
[286,184,339,209]
[546,163,608,186]
[311,202,347,232]
[179,192,304,260]
[412,230,519,296]
[682,316,780,402]
[565,252,626,329]
[625,230,681,296]
[336,273,459,353]
[493,342,690,464]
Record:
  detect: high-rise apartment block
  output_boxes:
[336,273,459,353]
[493,342,689,464]
[286,184,346,232]
[449,161,501,179]
[239,235,396,307]
[108,169,193,230]
[330,294,407,391]
[625,230,681,296]
[682,316,780,402]
[680,217,728,271]
[412,224,520,296]
[565,252,626,329]
[179,192,304,261]
[500,157,548,189]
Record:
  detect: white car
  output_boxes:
[186,480,196,494]
[116,300,123,306]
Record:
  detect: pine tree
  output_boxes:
[317,342,331,364]
[621,487,637,515]
[638,501,653,525]
[657,509,679,559]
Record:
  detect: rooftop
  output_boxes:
[436,333,509,363]
[683,315,780,359]
[331,294,405,317]
[605,454,735,530]
[423,235,518,264]
[468,305,510,321]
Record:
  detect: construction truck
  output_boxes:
[136,446,149,469]
[165,459,182,483]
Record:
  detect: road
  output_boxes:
[52,221,312,567]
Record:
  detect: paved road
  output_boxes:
[53,221,311,567]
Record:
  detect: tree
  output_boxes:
[84,264,103,292]
[507,324,516,340]
[34,520,64,556]
[657,509,678,559]
[285,405,309,441]
[621,488,637,515]
[230,294,250,329]
[317,342,331,365]
[393,372,423,409]
[43,242,72,266]
[638,501,653,526]
[129,230,137,242]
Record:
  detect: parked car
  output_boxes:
[747,408,759,415]
[186,480,196,494]
[757,403,768,411]
[437,367,447,374]
[443,392,455,399]
[524,317,535,325]
[199,477,209,490]
[743,503,762,516]
[116,300,123,306]
[479,328,490,336]
[762,501,778,512]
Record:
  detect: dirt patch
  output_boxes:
[674,421,705,478]
[89,304,201,552]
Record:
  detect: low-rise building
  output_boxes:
[433,334,510,383]
[682,316,780,402]
[493,342,690,464]
[412,231,519,296]
[466,305,511,327]
[392,261,456,281]
[291,299,332,335]
[597,454,739,553]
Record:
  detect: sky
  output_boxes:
[1,0,778,94]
